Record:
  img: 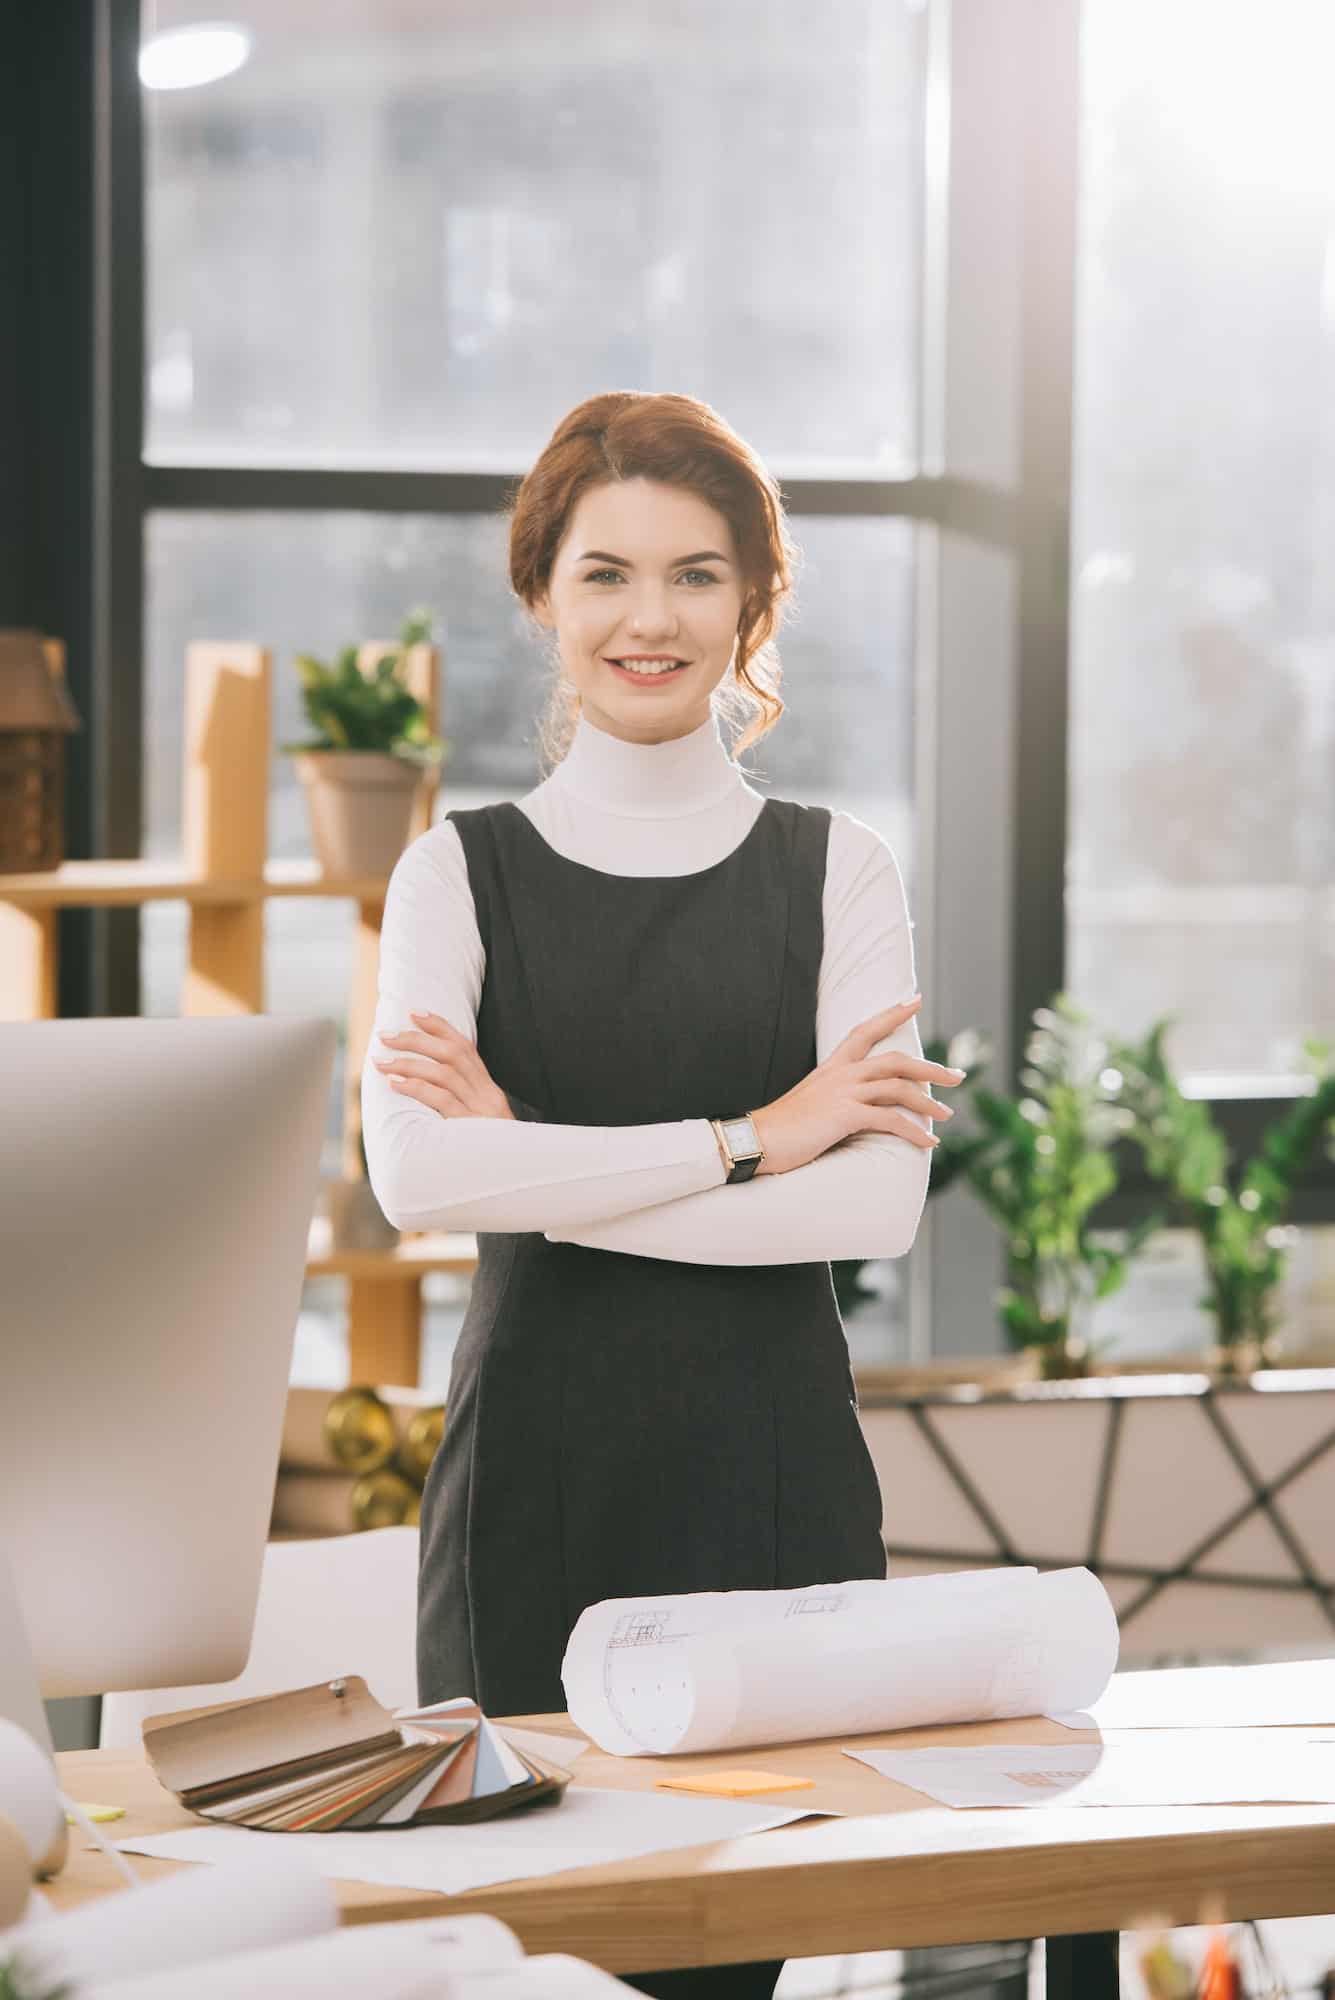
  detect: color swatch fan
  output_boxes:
[142,1678,571,1832]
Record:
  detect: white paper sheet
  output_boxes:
[88,1951,631,2000]
[845,1729,1335,1807]
[81,1917,635,2000]
[560,1566,1119,1756]
[114,1785,814,1897]
[5,1855,336,1988]
[1049,1656,1335,1731]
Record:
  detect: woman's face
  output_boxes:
[531,476,747,744]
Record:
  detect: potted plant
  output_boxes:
[833,997,1161,1377]
[953,995,1163,1376]
[1109,1017,1335,1376]
[281,607,447,878]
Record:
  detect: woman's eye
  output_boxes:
[583,569,719,586]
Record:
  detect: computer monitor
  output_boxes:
[0,1014,335,1749]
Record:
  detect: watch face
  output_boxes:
[721,1117,758,1157]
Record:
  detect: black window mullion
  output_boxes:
[140,465,1018,530]
[95,0,144,1018]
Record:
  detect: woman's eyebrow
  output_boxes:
[575,549,732,567]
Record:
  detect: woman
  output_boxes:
[363,391,965,1999]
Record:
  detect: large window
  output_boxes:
[1069,0,1335,1089]
[139,1,930,1372]
[122,1,1335,1378]
[144,0,925,471]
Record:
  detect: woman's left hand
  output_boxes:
[373,1011,515,1120]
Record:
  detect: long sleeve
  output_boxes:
[543,813,933,1265]
[361,823,727,1233]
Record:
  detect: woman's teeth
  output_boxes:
[612,659,684,676]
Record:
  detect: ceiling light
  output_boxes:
[139,23,251,92]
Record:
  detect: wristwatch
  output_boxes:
[710,1113,766,1184]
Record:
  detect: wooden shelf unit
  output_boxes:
[0,857,399,907]
[0,636,473,1384]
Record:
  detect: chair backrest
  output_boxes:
[99,1527,420,1749]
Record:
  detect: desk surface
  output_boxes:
[52,1701,1335,1976]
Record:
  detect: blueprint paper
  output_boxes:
[1049,1655,1335,1731]
[845,1731,1335,1807]
[82,1920,634,1999]
[561,1567,1119,1756]
[115,1785,815,1897]
[6,1855,336,1990]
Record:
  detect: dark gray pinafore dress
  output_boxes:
[416,793,887,1721]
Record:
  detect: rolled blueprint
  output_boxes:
[0,1720,66,1879]
[82,1926,630,1999]
[561,1566,1119,1756]
[5,1854,336,1989]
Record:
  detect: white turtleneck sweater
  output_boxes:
[361,711,932,1264]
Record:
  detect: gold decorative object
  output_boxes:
[321,1387,398,1475]
[350,1467,420,1531]
[399,1404,446,1482]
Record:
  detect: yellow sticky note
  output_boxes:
[655,1769,815,1798]
[65,1803,126,1823]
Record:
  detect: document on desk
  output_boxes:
[114,1785,819,1898]
[560,1566,1119,1756]
[81,1918,630,2000]
[1049,1655,1335,1731]
[845,1728,1335,1807]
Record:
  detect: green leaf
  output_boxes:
[283,615,449,758]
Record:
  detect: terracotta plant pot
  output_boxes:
[292,749,425,878]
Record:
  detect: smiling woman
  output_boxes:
[361,390,961,2000]
[527,474,748,736]
[511,390,795,760]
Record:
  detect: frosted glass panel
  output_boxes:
[1069,0,1335,1086]
[143,0,926,474]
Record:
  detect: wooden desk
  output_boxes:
[48,1692,1335,1997]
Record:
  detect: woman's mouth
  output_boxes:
[605,656,689,687]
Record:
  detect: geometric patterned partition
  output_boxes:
[858,1370,1335,1663]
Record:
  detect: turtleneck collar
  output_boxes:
[545,708,749,820]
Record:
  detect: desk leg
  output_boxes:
[1045,1931,1119,1999]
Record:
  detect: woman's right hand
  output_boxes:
[749,996,966,1176]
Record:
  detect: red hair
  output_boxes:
[505,391,801,769]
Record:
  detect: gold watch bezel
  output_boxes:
[711,1114,765,1178]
